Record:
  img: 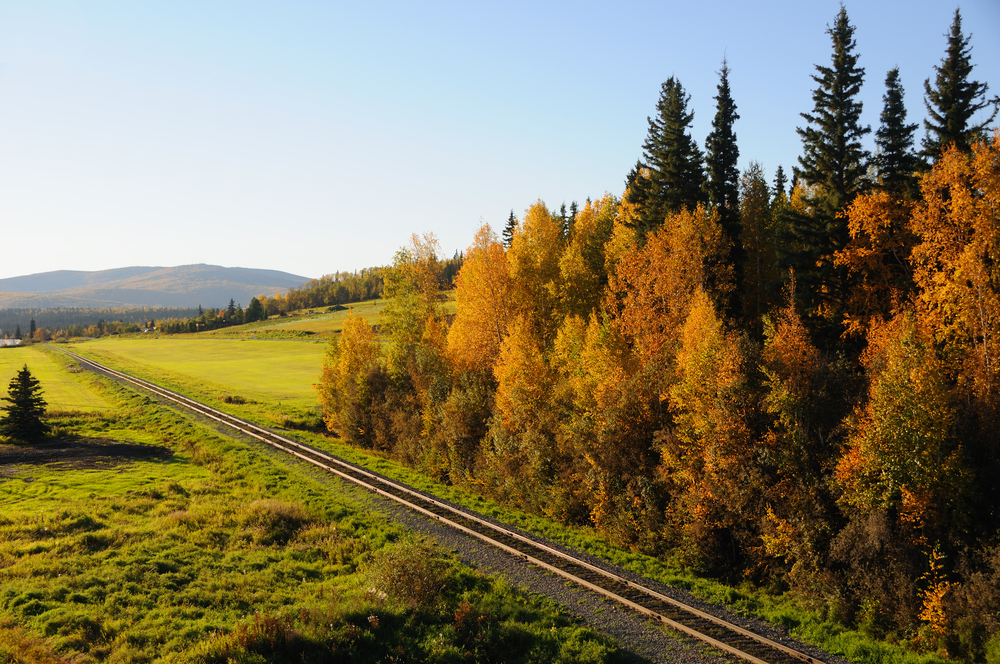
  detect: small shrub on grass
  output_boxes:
[241,499,312,546]
[362,538,451,610]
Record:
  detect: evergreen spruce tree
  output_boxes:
[922,9,999,159]
[705,59,742,318]
[639,76,706,234]
[246,297,264,323]
[772,165,787,201]
[780,6,870,347]
[875,67,920,197]
[14,325,21,340]
[29,319,36,339]
[502,210,517,249]
[226,298,237,318]
[0,365,49,443]
[796,6,870,212]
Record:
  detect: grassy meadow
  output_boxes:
[0,346,110,413]
[0,347,618,663]
[68,337,329,435]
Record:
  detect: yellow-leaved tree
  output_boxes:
[315,312,382,447]
[447,224,512,372]
[507,200,565,339]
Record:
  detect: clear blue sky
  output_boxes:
[2,1,998,281]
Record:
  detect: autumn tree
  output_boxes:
[315,313,382,447]
[837,313,966,540]
[506,201,565,339]
[608,204,732,370]
[558,194,617,319]
[447,224,513,372]
[0,365,49,443]
[910,135,1000,405]
[758,297,854,585]
[922,9,999,159]
[381,232,445,378]
[834,190,916,337]
[664,289,754,568]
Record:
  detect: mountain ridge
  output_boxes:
[0,264,312,309]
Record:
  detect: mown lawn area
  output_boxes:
[0,351,619,663]
[71,337,326,412]
[0,345,110,413]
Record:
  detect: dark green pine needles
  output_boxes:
[922,9,1000,159]
[0,364,50,443]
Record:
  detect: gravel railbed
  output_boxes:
[100,369,845,664]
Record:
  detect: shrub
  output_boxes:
[363,539,450,609]
[241,500,312,546]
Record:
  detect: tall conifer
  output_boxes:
[780,7,869,347]
[875,67,920,197]
[502,210,517,249]
[705,59,742,318]
[796,6,870,212]
[922,9,999,159]
[639,77,706,234]
[772,165,787,201]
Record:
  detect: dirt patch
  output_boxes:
[0,438,173,474]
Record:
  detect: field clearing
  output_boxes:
[0,346,110,412]
[0,364,616,662]
[199,293,457,339]
[74,338,327,411]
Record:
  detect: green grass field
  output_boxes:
[0,352,618,663]
[195,293,456,340]
[0,346,110,412]
[73,337,327,412]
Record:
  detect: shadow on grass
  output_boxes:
[0,437,173,473]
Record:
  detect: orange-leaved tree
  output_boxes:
[315,312,382,447]
[507,200,565,339]
[558,194,617,319]
[447,224,512,372]
[663,288,754,566]
[834,190,916,337]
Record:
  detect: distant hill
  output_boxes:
[0,264,312,309]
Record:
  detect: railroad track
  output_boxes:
[53,345,826,664]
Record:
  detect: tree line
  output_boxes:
[317,8,1000,660]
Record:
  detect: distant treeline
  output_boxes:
[252,260,462,316]
[0,307,198,339]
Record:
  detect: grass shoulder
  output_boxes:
[0,355,619,663]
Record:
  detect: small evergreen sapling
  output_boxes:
[0,365,50,443]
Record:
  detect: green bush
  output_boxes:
[363,539,451,610]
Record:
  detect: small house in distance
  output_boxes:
[0,339,23,348]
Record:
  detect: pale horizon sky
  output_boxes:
[2,1,998,282]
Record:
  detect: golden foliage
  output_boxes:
[493,316,553,433]
[608,205,732,365]
[315,313,381,434]
[911,134,1000,401]
[447,224,512,372]
[834,190,916,336]
[558,194,617,319]
[507,200,565,338]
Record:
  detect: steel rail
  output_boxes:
[52,345,824,664]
